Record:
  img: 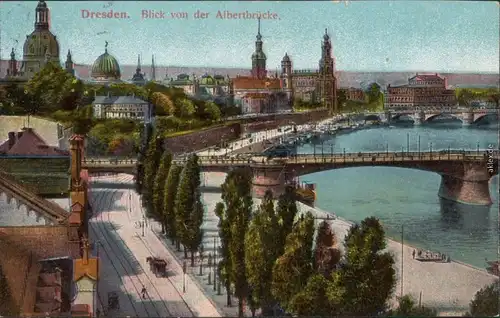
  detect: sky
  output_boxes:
[0,0,499,73]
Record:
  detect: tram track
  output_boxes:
[89,174,195,317]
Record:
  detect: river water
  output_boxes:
[296,123,499,268]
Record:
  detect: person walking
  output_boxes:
[412,249,416,259]
[141,287,147,299]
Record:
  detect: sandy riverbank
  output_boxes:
[200,171,497,316]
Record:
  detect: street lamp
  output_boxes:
[477,141,480,154]
[343,148,346,160]
[418,135,421,157]
[401,224,404,298]
[213,237,217,291]
[407,133,410,154]
[330,144,334,155]
[386,142,389,155]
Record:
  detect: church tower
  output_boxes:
[151,54,156,81]
[35,0,49,31]
[131,54,146,86]
[318,29,338,114]
[281,53,293,104]
[65,50,74,76]
[7,48,18,77]
[251,18,267,79]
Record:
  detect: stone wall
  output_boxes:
[0,157,70,196]
[0,116,63,147]
[162,110,329,154]
[163,123,242,154]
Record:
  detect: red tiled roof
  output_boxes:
[232,76,281,90]
[0,128,69,156]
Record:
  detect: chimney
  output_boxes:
[69,135,84,191]
[7,132,16,149]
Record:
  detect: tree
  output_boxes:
[245,190,281,315]
[204,101,222,122]
[457,89,476,107]
[216,168,254,315]
[215,201,232,307]
[163,164,183,247]
[486,88,500,108]
[288,274,333,316]
[276,186,299,256]
[386,294,437,317]
[328,217,396,316]
[466,281,499,317]
[151,92,175,116]
[152,151,172,233]
[271,212,315,310]
[143,132,164,218]
[25,62,84,114]
[185,154,204,266]
[227,167,254,318]
[177,98,196,118]
[314,220,341,277]
[337,89,348,109]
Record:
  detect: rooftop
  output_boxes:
[0,128,69,156]
[92,95,148,105]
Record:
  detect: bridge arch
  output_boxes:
[473,113,499,124]
[424,113,463,123]
[391,113,415,122]
[364,114,382,121]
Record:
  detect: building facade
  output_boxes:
[92,95,152,122]
[166,73,232,104]
[385,73,456,110]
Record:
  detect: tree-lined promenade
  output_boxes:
[137,127,499,317]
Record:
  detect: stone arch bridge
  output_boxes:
[83,150,498,206]
[362,108,498,125]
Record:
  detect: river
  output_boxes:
[296,123,499,269]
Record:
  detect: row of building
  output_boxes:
[3,0,461,121]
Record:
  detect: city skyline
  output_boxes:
[0,1,499,73]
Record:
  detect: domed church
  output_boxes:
[89,41,122,84]
[5,0,65,80]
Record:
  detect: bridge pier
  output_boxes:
[461,112,473,126]
[251,165,287,198]
[438,161,495,206]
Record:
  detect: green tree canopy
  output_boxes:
[328,217,395,316]
[467,280,499,317]
[215,201,233,307]
[25,62,85,114]
[152,151,172,231]
[272,211,315,310]
[276,186,299,256]
[151,92,175,116]
[204,101,222,122]
[314,220,341,277]
[288,274,333,316]
[163,163,183,246]
[143,131,164,216]
[177,98,196,118]
[245,190,281,315]
[387,294,437,317]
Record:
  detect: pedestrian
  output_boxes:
[412,249,416,259]
[141,287,147,299]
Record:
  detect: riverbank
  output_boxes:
[200,171,498,316]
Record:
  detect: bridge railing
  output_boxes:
[83,158,138,165]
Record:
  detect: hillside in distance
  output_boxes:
[1,60,498,88]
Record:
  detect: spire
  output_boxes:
[151,54,156,81]
[136,54,141,72]
[65,49,74,76]
[104,41,109,54]
[67,49,72,62]
[256,17,262,41]
[10,48,15,60]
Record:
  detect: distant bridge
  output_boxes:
[83,149,498,205]
[359,108,498,125]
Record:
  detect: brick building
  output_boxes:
[385,73,456,110]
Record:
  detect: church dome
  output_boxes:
[23,29,60,61]
[200,74,215,85]
[91,42,121,80]
[282,53,291,63]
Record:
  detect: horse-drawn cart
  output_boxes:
[146,257,168,277]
